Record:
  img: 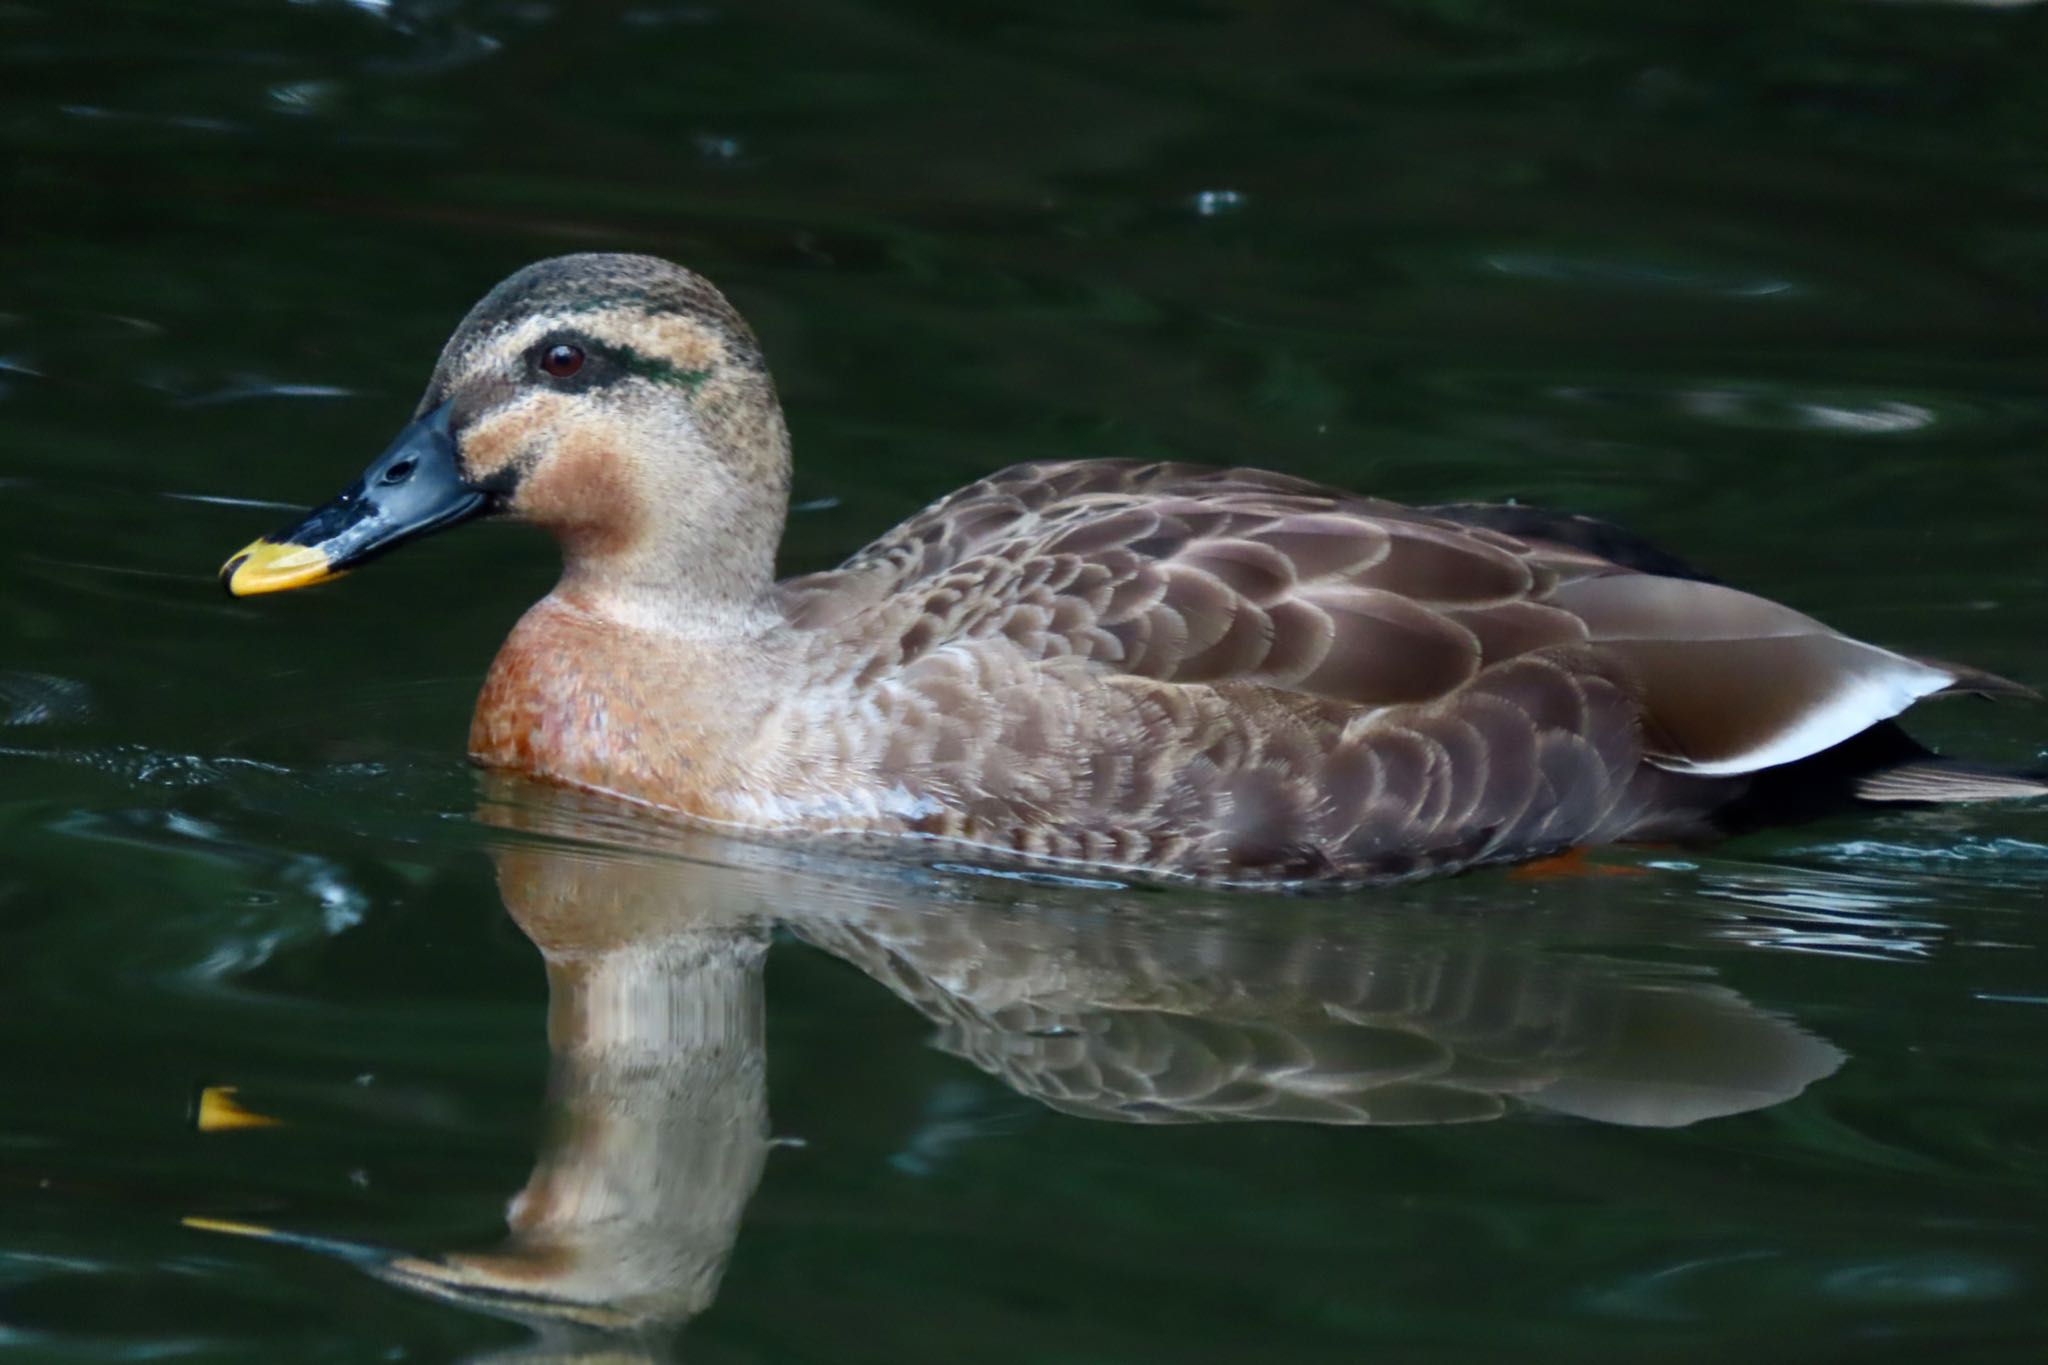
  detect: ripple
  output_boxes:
[621,4,720,25]
[1809,836,2048,867]
[1588,1247,2025,1321]
[175,380,356,407]
[1547,382,1944,435]
[1483,251,1799,298]
[928,861,1129,891]
[267,79,342,116]
[0,743,291,790]
[363,26,503,77]
[1689,864,1944,960]
[1819,1252,2024,1303]
[1190,189,1244,218]
[57,105,240,134]
[1788,836,2048,898]
[160,491,306,512]
[692,132,745,163]
[28,806,377,980]
[0,673,92,727]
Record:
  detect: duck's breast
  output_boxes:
[469,599,760,814]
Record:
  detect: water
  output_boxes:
[4,0,2047,1359]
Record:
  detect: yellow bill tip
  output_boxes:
[221,539,333,597]
[195,1085,284,1132]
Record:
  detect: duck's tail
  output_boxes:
[1708,720,2044,834]
[1852,757,2048,804]
[1847,669,2046,803]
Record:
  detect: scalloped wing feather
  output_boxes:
[767,460,2027,876]
[790,463,1591,711]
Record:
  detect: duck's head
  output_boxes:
[220,253,790,618]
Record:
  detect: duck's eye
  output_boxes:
[539,343,585,379]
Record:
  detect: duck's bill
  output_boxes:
[220,401,491,597]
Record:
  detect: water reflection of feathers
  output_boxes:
[795,912,1840,1128]
[273,793,1842,1356]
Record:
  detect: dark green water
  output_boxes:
[5,0,2048,1359]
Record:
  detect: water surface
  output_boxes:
[3,1,2047,1360]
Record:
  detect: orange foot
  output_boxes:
[1507,846,1651,883]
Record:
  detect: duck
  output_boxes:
[218,253,2044,885]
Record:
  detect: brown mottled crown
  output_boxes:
[424,254,765,404]
[469,254,758,345]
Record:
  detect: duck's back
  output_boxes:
[763,460,2008,884]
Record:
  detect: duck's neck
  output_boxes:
[554,561,781,642]
[551,471,786,640]
[474,383,803,809]
[554,374,792,640]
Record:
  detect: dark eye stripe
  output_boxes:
[614,348,712,392]
[525,332,709,397]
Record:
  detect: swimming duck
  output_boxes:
[218,253,2043,884]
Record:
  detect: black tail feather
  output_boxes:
[1712,721,2043,834]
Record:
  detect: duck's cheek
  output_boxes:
[515,430,648,557]
[458,397,552,492]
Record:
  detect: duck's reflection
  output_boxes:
[793,887,1840,1131]
[355,788,1841,1355]
[379,844,772,1343]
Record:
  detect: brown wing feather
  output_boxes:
[846,463,2023,763]
[770,460,2029,879]
[789,462,1582,711]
